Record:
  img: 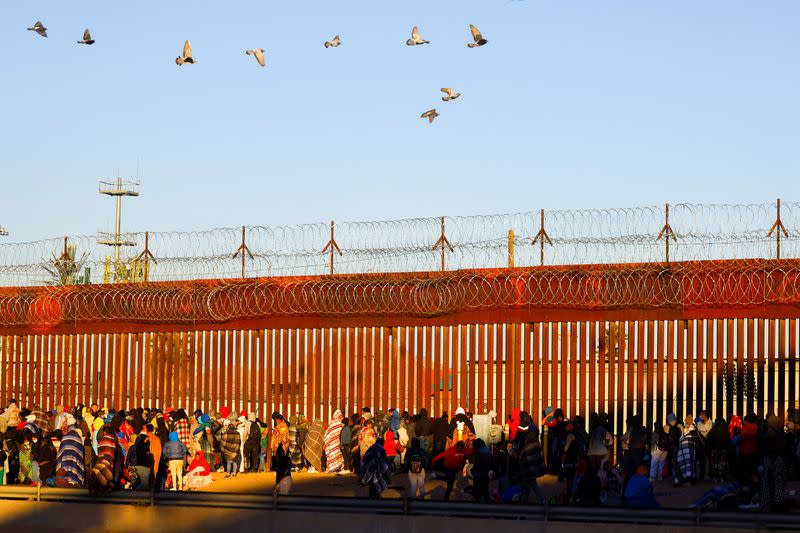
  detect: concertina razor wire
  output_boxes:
[0,202,799,286]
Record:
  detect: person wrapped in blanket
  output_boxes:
[184,450,213,490]
[88,419,125,496]
[360,438,391,499]
[56,419,85,488]
[673,415,699,487]
[271,412,292,494]
[193,414,217,471]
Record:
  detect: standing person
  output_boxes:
[383,426,400,473]
[650,420,671,482]
[349,414,363,474]
[304,419,325,473]
[621,415,647,488]
[404,437,430,499]
[145,424,163,490]
[243,414,262,473]
[404,412,416,447]
[518,429,547,503]
[760,413,788,512]
[324,410,345,473]
[271,413,292,494]
[664,413,681,480]
[155,416,170,450]
[433,441,474,501]
[548,409,567,475]
[163,431,188,491]
[562,416,588,495]
[696,411,712,481]
[415,408,432,453]
[737,414,760,487]
[431,412,450,459]
[236,413,248,473]
[674,415,699,487]
[397,414,410,465]
[588,413,613,469]
[470,439,494,503]
[195,420,216,472]
[220,420,242,478]
[339,415,353,473]
[358,419,377,463]
[288,417,302,471]
[706,418,732,483]
[512,412,534,453]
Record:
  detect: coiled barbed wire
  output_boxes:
[1,258,799,328]
[0,202,797,286]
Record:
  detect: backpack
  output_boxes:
[410,452,423,474]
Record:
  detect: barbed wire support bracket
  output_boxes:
[432,216,454,272]
[656,203,677,264]
[767,197,789,260]
[531,209,552,266]
[232,225,253,278]
[133,232,158,282]
[321,220,342,275]
[508,229,515,269]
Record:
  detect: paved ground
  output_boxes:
[2,470,798,532]
[196,469,800,509]
[1,501,769,533]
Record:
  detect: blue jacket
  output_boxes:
[163,431,188,460]
[624,474,659,509]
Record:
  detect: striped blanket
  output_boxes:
[324,410,344,472]
[56,430,85,487]
[304,420,325,472]
[675,427,698,482]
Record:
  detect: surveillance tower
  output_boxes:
[97,176,139,270]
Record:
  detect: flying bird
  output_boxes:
[406,26,429,46]
[324,35,341,48]
[246,48,266,67]
[440,88,460,102]
[467,24,488,47]
[176,40,194,65]
[27,21,47,38]
[77,29,94,45]
[420,109,439,124]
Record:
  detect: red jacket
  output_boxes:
[383,430,398,457]
[509,408,521,442]
[739,421,759,456]
[433,446,474,472]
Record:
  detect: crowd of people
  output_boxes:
[1,398,798,512]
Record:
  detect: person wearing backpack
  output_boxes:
[404,437,430,499]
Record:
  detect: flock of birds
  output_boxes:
[26,20,489,124]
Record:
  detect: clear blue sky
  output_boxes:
[1,1,798,241]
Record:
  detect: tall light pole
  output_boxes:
[97,177,139,281]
